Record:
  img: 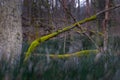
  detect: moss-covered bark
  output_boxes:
[24,4,120,61]
[49,50,98,59]
[24,15,97,62]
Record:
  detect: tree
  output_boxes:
[0,0,22,67]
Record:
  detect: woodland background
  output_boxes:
[0,0,120,80]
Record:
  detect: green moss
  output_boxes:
[24,40,40,62]
[49,50,99,59]
[24,15,97,62]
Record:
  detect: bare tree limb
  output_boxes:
[96,4,120,16]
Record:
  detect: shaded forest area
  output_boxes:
[0,0,120,80]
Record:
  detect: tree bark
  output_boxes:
[0,0,22,66]
[103,0,111,52]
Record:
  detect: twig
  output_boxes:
[96,4,120,16]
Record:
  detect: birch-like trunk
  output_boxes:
[0,0,22,66]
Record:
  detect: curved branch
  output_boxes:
[24,15,96,62]
[24,4,120,62]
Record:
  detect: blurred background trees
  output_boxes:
[22,0,120,53]
[0,0,120,80]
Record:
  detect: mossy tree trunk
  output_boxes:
[0,0,22,67]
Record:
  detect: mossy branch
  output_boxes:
[33,49,98,59]
[24,4,120,62]
[24,15,97,62]
[49,50,99,59]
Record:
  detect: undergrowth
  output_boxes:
[0,36,120,80]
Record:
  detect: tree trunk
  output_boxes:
[0,0,22,66]
[103,0,110,51]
